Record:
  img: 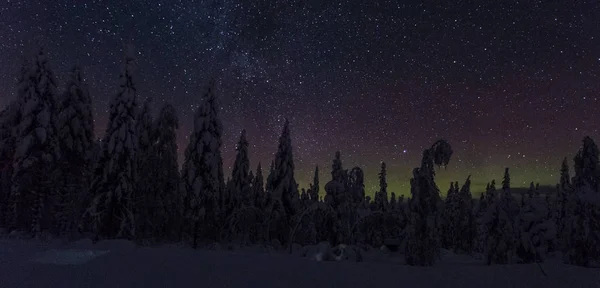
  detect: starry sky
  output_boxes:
[1,1,599,196]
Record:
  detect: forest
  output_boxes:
[0,47,599,268]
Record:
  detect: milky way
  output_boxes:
[1,1,599,195]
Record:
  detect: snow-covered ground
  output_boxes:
[0,237,599,288]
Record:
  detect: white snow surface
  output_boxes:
[0,238,599,288]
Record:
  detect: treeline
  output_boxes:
[0,47,599,267]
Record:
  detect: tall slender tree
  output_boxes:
[9,48,62,235]
[180,80,225,246]
[134,98,155,241]
[266,119,299,244]
[405,140,452,266]
[152,103,180,241]
[83,45,139,240]
[56,66,95,235]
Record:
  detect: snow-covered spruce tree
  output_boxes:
[556,157,573,250]
[483,168,520,265]
[265,119,300,245]
[456,176,475,253]
[150,103,180,242]
[442,182,458,249]
[252,163,265,208]
[225,129,263,245]
[474,191,488,253]
[9,48,62,235]
[135,99,155,224]
[405,140,452,266]
[442,177,475,253]
[324,151,351,245]
[55,66,95,236]
[179,81,225,247]
[563,136,600,267]
[82,46,139,240]
[516,192,556,263]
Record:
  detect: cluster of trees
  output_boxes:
[0,48,599,267]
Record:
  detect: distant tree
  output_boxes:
[179,81,225,246]
[9,48,62,235]
[405,139,452,266]
[348,167,365,204]
[308,166,319,203]
[374,162,388,211]
[528,182,535,198]
[331,151,343,182]
[560,157,570,191]
[55,66,95,236]
[83,46,139,240]
[389,192,397,211]
[502,168,510,192]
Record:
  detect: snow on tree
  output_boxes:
[405,140,452,266]
[179,80,225,246]
[57,66,95,162]
[516,191,556,263]
[442,177,475,253]
[442,182,458,249]
[456,176,475,253]
[324,151,351,245]
[9,48,62,235]
[0,103,19,229]
[474,191,488,253]
[223,129,264,245]
[55,66,95,235]
[265,119,300,245]
[483,169,520,265]
[82,45,139,240]
[563,136,600,267]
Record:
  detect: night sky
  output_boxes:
[1,1,599,196]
